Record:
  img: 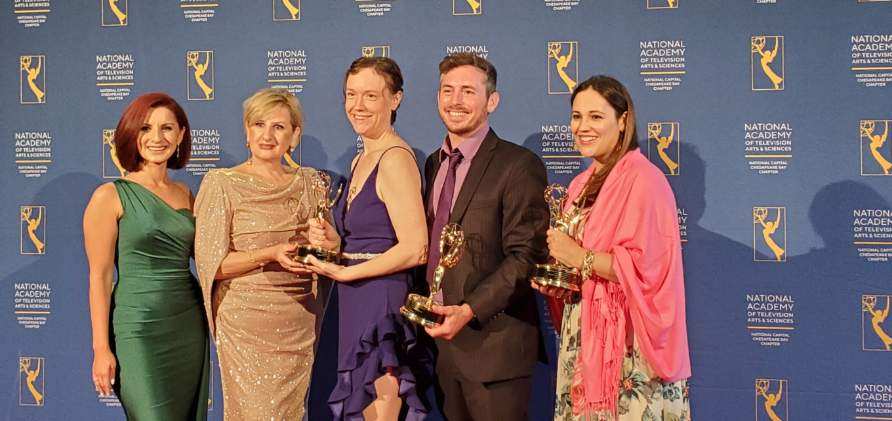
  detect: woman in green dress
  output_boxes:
[85,92,209,420]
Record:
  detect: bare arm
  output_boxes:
[83,183,122,396]
[347,147,427,279]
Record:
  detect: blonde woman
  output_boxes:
[194,88,332,419]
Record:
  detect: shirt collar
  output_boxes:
[440,122,489,161]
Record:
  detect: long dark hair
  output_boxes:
[571,76,639,207]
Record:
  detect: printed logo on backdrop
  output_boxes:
[544,0,580,11]
[273,0,300,21]
[19,357,45,406]
[102,129,128,179]
[646,0,678,9]
[853,208,892,262]
[180,0,219,23]
[854,383,892,420]
[753,207,786,262]
[755,0,777,3]
[20,55,46,105]
[746,294,796,347]
[186,51,214,101]
[267,49,307,95]
[186,128,223,177]
[851,35,892,88]
[453,0,482,15]
[640,40,686,92]
[101,0,128,26]
[745,122,793,175]
[14,0,51,28]
[355,0,394,17]
[14,282,52,329]
[857,0,892,3]
[539,123,583,177]
[860,120,891,176]
[98,395,122,407]
[362,46,390,58]
[677,208,688,243]
[646,122,680,175]
[446,44,489,59]
[547,41,578,95]
[96,53,134,101]
[862,294,892,351]
[20,206,46,255]
[755,379,788,421]
[14,131,53,178]
[751,35,784,91]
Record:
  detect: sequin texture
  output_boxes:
[195,167,325,419]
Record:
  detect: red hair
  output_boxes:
[114,92,191,172]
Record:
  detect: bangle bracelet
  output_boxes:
[580,251,597,280]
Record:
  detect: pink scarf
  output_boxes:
[565,149,691,415]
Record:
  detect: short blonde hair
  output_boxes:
[242,88,303,129]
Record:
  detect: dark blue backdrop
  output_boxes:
[3,1,892,420]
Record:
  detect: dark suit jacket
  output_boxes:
[423,128,549,383]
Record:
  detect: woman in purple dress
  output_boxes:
[305,57,429,420]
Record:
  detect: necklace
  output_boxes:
[348,129,399,204]
[347,151,365,204]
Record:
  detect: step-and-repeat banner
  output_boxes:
[2,1,891,420]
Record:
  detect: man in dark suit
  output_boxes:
[423,52,549,420]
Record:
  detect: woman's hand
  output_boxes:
[92,348,116,397]
[304,255,356,282]
[530,280,575,303]
[271,243,312,275]
[307,218,340,251]
[546,228,586,269]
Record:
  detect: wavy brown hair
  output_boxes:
[572,76,639,207]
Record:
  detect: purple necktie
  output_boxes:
[426,148,463,301]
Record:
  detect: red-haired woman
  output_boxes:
[84,92,209,419]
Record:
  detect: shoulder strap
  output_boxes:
[374,146,420,178]
[375,146,414,165]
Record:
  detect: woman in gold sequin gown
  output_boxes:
[194,89,334,419]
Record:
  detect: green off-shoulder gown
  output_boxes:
[111,180,209,420]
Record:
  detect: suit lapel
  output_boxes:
[424,151,443,222]
[449,129,498,224]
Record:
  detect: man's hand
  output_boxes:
[425,303,475,340]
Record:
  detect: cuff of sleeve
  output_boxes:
[462,300,488,329]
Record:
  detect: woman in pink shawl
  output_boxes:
[533,76,691,421]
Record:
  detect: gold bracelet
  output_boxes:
[248,249,265,267]
[580,251,597,280]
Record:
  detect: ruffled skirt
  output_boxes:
[330,270,431,420]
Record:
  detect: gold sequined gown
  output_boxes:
[194,167,324,420]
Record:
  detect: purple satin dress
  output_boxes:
[330,147,429,420]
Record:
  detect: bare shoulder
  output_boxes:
[90,182,120,204]
[172,180,192,198]
[86,182,123,217]
[378,145,418,174]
